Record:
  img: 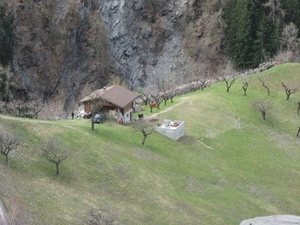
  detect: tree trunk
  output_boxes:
[142,136,147,145]
[262,111,266,121]
[5,154,8,164]
[56,163,59,175]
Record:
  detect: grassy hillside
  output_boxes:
[1,63,300,224]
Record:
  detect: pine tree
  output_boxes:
[224,0,281,70]
[0,6,14,67]
[253,12,278,65]
[224,0,239,60]
[224,0,259,69]
[282,0,300,29]
[253,14,269,65]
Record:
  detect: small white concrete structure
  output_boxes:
[155,119,185,140]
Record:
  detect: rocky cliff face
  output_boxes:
[99,0,227,90]
[5,0,115,110]
[1,0,227,110]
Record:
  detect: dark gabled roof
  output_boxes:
[79,85,139,108]
[101,85,140,108]
[78,85,115,104]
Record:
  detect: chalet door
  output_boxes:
[85,102,91,112]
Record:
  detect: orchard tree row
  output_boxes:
[221,74,299,123]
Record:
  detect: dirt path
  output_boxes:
[144,98,214,150]
[145,100,186,120]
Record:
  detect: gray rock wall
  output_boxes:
[98,0,226,91]
[1,0,227,109]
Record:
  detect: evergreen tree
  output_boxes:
[253,14,269,64]
[281,0,300,29]
[224,0,238,59]
[224,0,259,69]
[253,12,278,64]
[237,0,259,68]
[0,6,14,67]
[224,0,281,70]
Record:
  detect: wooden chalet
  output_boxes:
[78,85,139,123]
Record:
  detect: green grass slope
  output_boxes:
[1,63,300,224]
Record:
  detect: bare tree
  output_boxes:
[9,99,26,117]
[148,92,163,112]
[263,0,283,24]
[241,79,250,96]
[160,92,170,106]
[274,50,293,63]
[156,79,167,106]
[3,101,14,115]
[257,77,270,95]
[221,74,237,92]
[251,100,273,121]
[198,79,207,91]
[280,22,299,52]
[28,99,44,119]
[132,119,154,145]
[0,130,20,164]
[14,100,25,117]
[189,81,198,92]
[5,195,26,225]
[139,92,150,107]
[281,81,299,100]
[168,89,176,103]
[42,138,67,175]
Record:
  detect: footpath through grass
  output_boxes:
[1,63,300,224]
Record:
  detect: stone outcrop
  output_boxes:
[240,215,300,225]
[0,200,7,225]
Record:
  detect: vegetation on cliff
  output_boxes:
[224,0,300,70]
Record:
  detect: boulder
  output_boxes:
[240,215,300,225]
